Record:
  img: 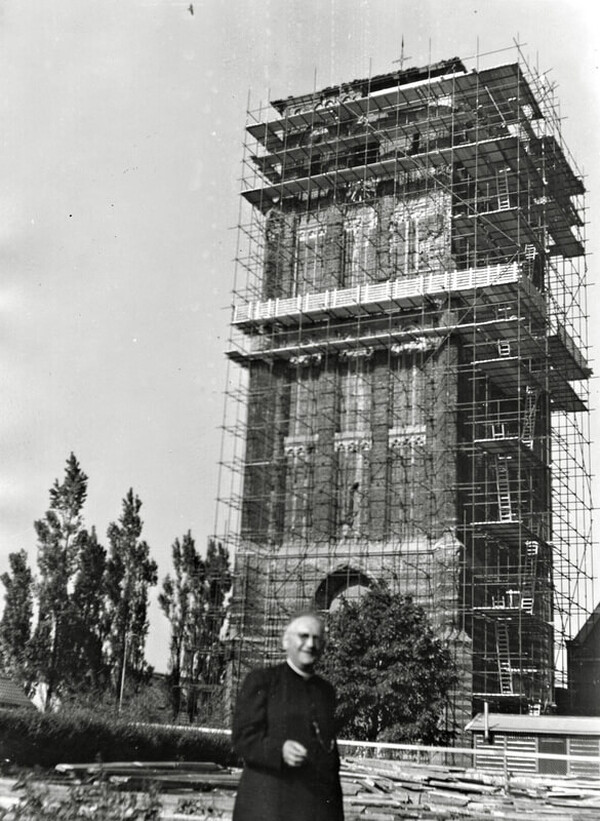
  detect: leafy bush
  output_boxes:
[320,585,458,745]
[0,778,162,821]
[0,709,236,769]
[59,681,171,726]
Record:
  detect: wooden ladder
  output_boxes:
[521,387,538,448]
[496,456,513,522]
[496,621,514,695]
[497,168,511,211]
[522,540,539,613]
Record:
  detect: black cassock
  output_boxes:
[232,663,344,821]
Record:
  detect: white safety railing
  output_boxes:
[233,262,523,326]
[136,723,600,778]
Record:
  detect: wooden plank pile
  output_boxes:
[55,760,240,791]
[52,756,600,819]
[339,756,600,819]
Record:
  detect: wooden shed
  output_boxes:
[466,713,600,776]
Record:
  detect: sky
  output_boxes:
[1,0,599,672]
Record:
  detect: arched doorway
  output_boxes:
[314,567,372,611]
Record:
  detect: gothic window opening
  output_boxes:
[295,214,325,295]
[284,367,319,538]
[335,358,372,538]
[388,354,427,536]
[290,369,319,438]
[338,358,371,434]
[342,205,377,287]
[389,207,418,276]
[285,444,314,538]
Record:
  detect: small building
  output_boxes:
[568,601,600,715]
[0,675,35,711]
[466,713,600,776]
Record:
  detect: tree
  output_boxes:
[0,550,34,686]
[105,489,158,697]
[189,538,231,722]
[319,585,457,744]
[159,531,200,719]
[159,536,231,722]
[68,526,108,689]
[31,453,90,708]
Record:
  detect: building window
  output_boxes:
[389,206,417,276]
[295,214,325,295]
[388,354,427,536]
[390,355,426,431]
[388,194,448,276]
[343,205,377,287]
[284,368,319,538]
[284,444,314,538]
[339,359,371,434]
[290,370,319,437]
[334,358,372,537]
[336,457,367,536]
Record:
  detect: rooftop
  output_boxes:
[270,57,467,114]
[466,712,600,736]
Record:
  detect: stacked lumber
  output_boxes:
[55,760,240,792]
[53,756,600,819]
[340,756,600,819]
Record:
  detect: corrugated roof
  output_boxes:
[0,675,34,709]
[466,712,600,736]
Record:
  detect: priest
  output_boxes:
[232,611,344,821]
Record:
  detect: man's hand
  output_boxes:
[282,739,308,767]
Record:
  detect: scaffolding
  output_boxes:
[214,44,595,734]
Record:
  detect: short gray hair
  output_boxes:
[283,609,324,632]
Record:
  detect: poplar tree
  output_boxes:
[31,453,90,708]
[69,526,108,688]
[105,489,158,695]
[160,536,231,722]
[202,538,232,685]
[159,531,200,719]
[0,550,34,687]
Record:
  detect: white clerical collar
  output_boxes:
[286,659,314,679]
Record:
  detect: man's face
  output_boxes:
[283,615,325,673]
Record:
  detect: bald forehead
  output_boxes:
[285,615,324,637]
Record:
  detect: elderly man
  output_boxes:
[232,611,344,821]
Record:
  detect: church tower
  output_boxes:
[220,49,592,732]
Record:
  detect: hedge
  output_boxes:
[0,709,237,769]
